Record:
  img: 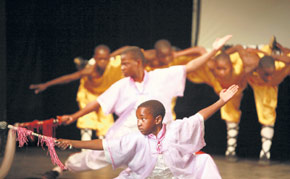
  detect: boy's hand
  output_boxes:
[212,35,232,51]
[29,83,47,94]
[219,85,239,103]
[58,115,76,125]
[272,54,290,64]
[55,139,72,150]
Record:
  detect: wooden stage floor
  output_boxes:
[3,147,290,179]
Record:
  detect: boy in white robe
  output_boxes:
[56,84,239,178]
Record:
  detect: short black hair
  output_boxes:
[121,46,146,65]
[154,39,171,50]
[215,52,231,63]
[94,44,111,53]
[259,55,275,69]
[138,100,166,119]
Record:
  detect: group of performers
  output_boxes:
[27,35,290,178]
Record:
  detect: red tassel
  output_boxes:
[42,118,58,137]
[14,126,66,170]
[39,137,67,170]
[19,118,59,137]
[27,120,40,133]
[16,127,32,147]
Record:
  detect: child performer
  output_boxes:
[244,38,290,163]
[42,35,232,178]
[30,45,123,140]
[246,54,290,163]
[144,39,207,70]
[186,45,251,161]
[56,84,239,179]
[144,39,207,120]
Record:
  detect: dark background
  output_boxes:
[1,0,290,161]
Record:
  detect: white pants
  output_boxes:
[65,150,109,171]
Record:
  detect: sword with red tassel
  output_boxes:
[0,120,71,178]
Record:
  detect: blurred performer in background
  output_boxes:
[143,39,207,120]
[144,39,207,70]
[246,38,290,164]
[186,44,253,161]
[30,45,124,142]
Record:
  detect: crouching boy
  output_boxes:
[57,85,239,178]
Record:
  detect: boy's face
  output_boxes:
[213,59,232,79]
[257,66,275,82]
[121,54,140,77]
[148,59,160,68]
[94,49,110,70]
[136,107,157,135]
[156,47,174,65]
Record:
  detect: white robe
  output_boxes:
[103,113,221,179]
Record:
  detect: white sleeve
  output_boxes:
[151,65,187,97]
[102,139,113,164]
[103,133,141,169]
[97,80,122,114]
[170,113,205,153]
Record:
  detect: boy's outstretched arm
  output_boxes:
[56,138,103,150]
[276,42,290,54]
[272,54,290,64]
[173,46,207,58]
[199,84,239,120]
[185,35,232,73]
[110,46,130,57]
[59,100,101,125]
[29,66,92,94]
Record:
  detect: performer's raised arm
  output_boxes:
[29,69,88,94]
[173,46,207,59]
[29,45,112,94]
[272,54,290,64]
[198,84,239,120]
[185,35,232,73]
[59,100,101,125]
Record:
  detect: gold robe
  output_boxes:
[76,56,123,136]
[187,52,248,123]
[247,45,290,125]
